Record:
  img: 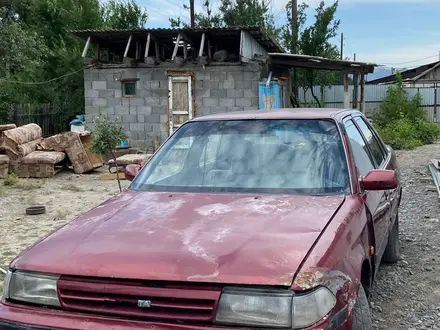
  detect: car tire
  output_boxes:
[352,284,373,330]
[25,205,46,215]
[383,214,400,263]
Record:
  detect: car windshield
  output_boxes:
[130,119,350,195]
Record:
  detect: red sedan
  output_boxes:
[0,108,401,329]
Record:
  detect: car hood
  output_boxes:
[12,191,345,286]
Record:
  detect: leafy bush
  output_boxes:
[3,173,18,186]
[92,115,126,192]
[374,72,440,149]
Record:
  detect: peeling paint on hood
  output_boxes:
[12,191,345,286]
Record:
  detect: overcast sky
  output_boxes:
[140,0,440,69]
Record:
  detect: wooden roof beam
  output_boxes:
[171,33,181,61]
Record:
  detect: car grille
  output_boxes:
[57,276,222,322]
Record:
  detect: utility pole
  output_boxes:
[190,0,195,27]
[354,53,356,61]
[340,33,344,60]
[291,0,298,104]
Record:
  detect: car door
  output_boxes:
[353,116,399,223]
[342,117,391,268]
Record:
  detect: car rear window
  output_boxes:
[131,119,350,195]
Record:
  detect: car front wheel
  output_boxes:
[352,284,373,329]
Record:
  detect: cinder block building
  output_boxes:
[72,27,289,149]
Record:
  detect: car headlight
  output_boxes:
[3,270,60,307]
[215,286,336,329]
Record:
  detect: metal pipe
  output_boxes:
[428,163,440,201]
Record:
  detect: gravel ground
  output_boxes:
[371,141,440,330]
[1,142,440,328]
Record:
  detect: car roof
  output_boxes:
[192,108,361,122]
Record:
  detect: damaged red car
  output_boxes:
[0,108,401,330]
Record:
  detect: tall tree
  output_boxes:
[169,0,279,38]
[282,0,341,107]
[0,0,149,124]
[101,0,148,29]
[220,0,278,36]
[170,0,221,28]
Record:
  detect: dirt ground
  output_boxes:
[0,168,129,274]
[1,143,440,329]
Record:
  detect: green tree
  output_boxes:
[169,0,221,28]
[92,115,127,192]
[0,0,149,125]
[101,0,148,29]
[169,0,278,38]
[282,1,341,107]
[219,0,278,37]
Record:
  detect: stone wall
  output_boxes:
[84,63,265,149]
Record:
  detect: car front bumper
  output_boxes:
[0,300,350,330]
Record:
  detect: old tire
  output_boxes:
[383,214,400,263]
[26,205,46,215]
[352,285,373,330]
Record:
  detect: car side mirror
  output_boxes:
[125,164,142,182]
[360,169,398,191]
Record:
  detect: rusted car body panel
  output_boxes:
[11,192,345,286]
[0,108,401,330]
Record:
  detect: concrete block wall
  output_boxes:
[84,63,264,149]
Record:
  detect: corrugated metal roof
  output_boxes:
[71,26,284,53]
[267,53,377,73]
[366,60,440,84]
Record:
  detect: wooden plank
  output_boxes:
[343,73,350,108]
[172,33,181,61]
[155,41,160,61]
[100,172,127,181]
[124,34,132,58]
[145,33,151,59]
[183,41,188,59]
[168,76,174,135]
[135,41,140,59]
[187,75,193,119]
[360,74,365,113]
[82,36,91,58]
[198,33,205,58]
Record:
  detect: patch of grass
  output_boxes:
[53,210,68,221]
[64,183,84,192]
[14,180,44,190]
[3,173,18,186]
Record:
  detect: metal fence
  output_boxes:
[7,103,67,137]
[298,85,440,122]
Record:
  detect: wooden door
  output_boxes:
[168,75,193,136]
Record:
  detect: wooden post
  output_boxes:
[360,74,365,113]
[183,41,188,59]
[343,73,350,108]
[198,33,205,58]
[96,43,100,61]
[135,41,140,59]
[435,86,438,122]
[82,36,91,58]
[145,33,151,59]
[207,39,212,59]
[172,33,181,61]
[124,34,132,58]
[155,42,160,62]
[352,73,359,109]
